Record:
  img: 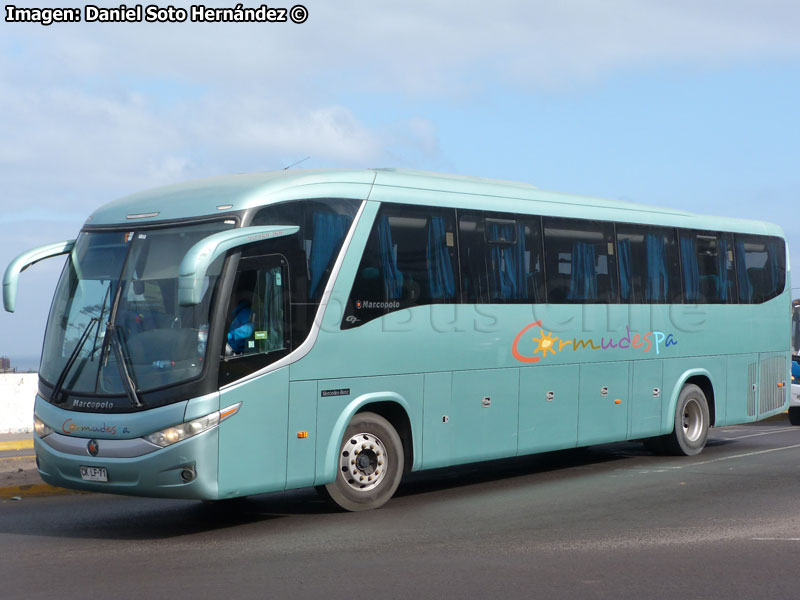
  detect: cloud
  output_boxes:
[7,1,800,93]
[1,0,797,220]
[2,0,800,356]
[1,1,797,211]
[0,82,442,218]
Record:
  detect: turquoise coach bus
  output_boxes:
[3,169,790,510]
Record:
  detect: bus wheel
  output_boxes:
[324,411,404,511]
[789,407,800,426]
[665,384,709,456]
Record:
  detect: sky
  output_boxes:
[1,0,799,367]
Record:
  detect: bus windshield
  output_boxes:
[41,220,235,397]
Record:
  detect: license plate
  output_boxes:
[80,466,108,482]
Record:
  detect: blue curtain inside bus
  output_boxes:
[618,238,632,301]
[377,216,404,299]
[512,223,527,299]
[680,236,699,302]
[716,237,730,302]
[309,212,352,299]
[487,222,527,300]
[261,267,285,352]
[767,240,781,291]
[426,216,456,299]
[568,242,597,301]
[645,233,669,302]
[735,240,753,302]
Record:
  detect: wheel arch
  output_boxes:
[665,368,717,433]
[315,392,418,486]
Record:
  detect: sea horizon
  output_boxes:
[0,354,40,373]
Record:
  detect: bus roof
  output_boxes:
[85,168,784,237]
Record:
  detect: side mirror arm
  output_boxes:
[3,240,75,312]
[178,225,299,306]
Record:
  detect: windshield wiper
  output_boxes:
[51,317,100,404]
[110,325,143,408]
[88,283,113,361]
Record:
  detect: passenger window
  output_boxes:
[459,211,544,303]
[219,254,291,385]
[679,231,736,303]
[543,217,617,303]
[251,198,359,345]
[343,204,458,328]
[734,234,785,304]
[616,225,681,303]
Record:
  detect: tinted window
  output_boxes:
[734,234,785,303]
[219,254,291,386]
[459,211,544,304]
[252,198,359,341]
[543,217,617,303]
[679,231,736,303]
[343,204,458,327]
[616,225,681,303]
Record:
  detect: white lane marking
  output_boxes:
[753,538,800,542]
[631,442,800,474]
[671,443,800,469]
[715,427,798,440]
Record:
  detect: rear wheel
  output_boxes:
[789,407,800,426]
[664,384,709,456]
[323,412,404,511]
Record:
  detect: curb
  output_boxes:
[0,440,34,451]
[0,438,83,498]
[0,483,85,500]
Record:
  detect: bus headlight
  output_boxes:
[144,402,241,448]
[34,414,53,439]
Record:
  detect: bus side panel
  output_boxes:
[578,362,629,446]
[422,371,454,469]
[286,380,318,490]
[629,360,663,439]
[725,354,758,425]
[518,364,578,455]
[450,368,518,464]
[661,357,725,435]
[217,367,290,498]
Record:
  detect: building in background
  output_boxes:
[0,356,14,373]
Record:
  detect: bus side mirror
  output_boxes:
[178,225,299,306]
[3,240,76,313]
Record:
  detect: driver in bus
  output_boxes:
[226,277,255,354]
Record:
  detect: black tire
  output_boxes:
[789,407,800,426]
[642,436,665,454]
[663,384,710,456]
[323,412,404,511]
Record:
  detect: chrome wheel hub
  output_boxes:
[339,432,388,492]
[682,398,704,442]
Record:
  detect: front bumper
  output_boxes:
[790,383,800,409]
[35,427,220,500]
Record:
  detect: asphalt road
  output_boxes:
[2,417,800,600]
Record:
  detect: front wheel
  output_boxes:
[664,384,710,456]
[322,412,404,511]
[789,407,800,426]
